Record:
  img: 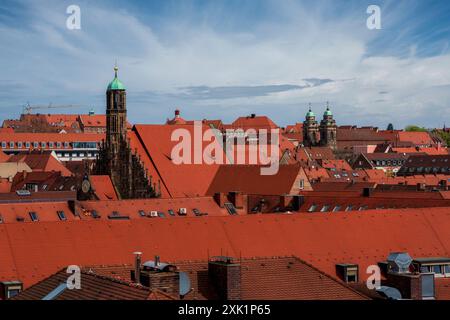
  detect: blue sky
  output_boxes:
[0,0,449,128]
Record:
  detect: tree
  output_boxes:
[405,125,427,132]
[387,123,394,131]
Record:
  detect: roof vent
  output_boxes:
[387,252,412,274]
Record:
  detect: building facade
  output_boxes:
[303,104,337,149]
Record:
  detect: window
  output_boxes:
[1,142,6,148]
[299,179,305,190]
[49,142,54,148]
[7,288,21,299]
[56,142,62,148]
[72,153,77,157]
[358,205,368,211]
[29,211,39,222]
[17,142,22,148]
[336,264,359,283]
[9,141,14,148]
[224,203,237,215]
[444,265,450,275]
[33,142,39,148]
[345,205,353,212]
[432,265,442,274]
[41,142,46,148]
[57,211,67,221]
[193,208,201,216]
[332,206,341,212]
[320,205,330,212]
[420,266,431,273]
[168,209,175,217]
[25,142,30,148]
[64,142,69,148]
[91,210,100,219]
[138,210,146,217]
[307,204,317,213]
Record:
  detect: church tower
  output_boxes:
[319,102,337,149]
[303,104,320,147]
[106,65,127,164]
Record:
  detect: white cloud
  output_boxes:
[0,0,448,129]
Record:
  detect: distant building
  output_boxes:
[303,104,337,149]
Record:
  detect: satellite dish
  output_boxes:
[179,272,191,296]
[376,286,402,300]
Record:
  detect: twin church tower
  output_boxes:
[303,103,337,149]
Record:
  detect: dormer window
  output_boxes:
[336,264,359,283]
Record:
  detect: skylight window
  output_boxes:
[332,206,341,212]
[138,210,146,217]
[167,209,175,217]
[308,204,317,213]
[224,203,238,215]
[29,211,39,222]
[320,205,330,212]
[345,205,353,212]
[57,211,67,221]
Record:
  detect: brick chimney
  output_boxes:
[384,273,423,300]
[208,256,241,300]
[131,255,180,297]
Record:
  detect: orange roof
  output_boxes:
[0,132,104,143]
[1,206,450,288]
[397,131,433,146]
[8,151,73,177]
[392,147,449,155]
[78,197,232,219]
[231,115,278,130]
[133,124,224,198]
[0,201,78,223]
[89,175,118,200]
[206,164,303,195]
[79,114,106,127]
[321,159,352,171]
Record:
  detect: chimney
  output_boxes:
[208,256,241,300]
[229,191,243,209]
[417,183,426,191]
[136,256,180,297]
[250,113,256,118]
[133,252,142,284]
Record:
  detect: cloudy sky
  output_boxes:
[0,0,449,129]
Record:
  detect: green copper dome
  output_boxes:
[306,108,315,118]
[107,66,125,91]
[324,108,333,116]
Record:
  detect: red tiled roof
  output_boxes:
[0,179,11,193]
[78,196,232,218]
[79,115,106,127]
[206,164,304,195]
[89,175,118,201]
[8,151,73,177]
[392,147,449,156]
[133,124,224,198]
[1,207,450,289]
[398,131,433,146]
[231,115,278,130]
[88,257,368,300]
[0,201,77,223]
[0,132,104,144]
[12,269,166,300]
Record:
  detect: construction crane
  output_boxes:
[22,102,90,115]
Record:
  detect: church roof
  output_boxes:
[107,66,125,91]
